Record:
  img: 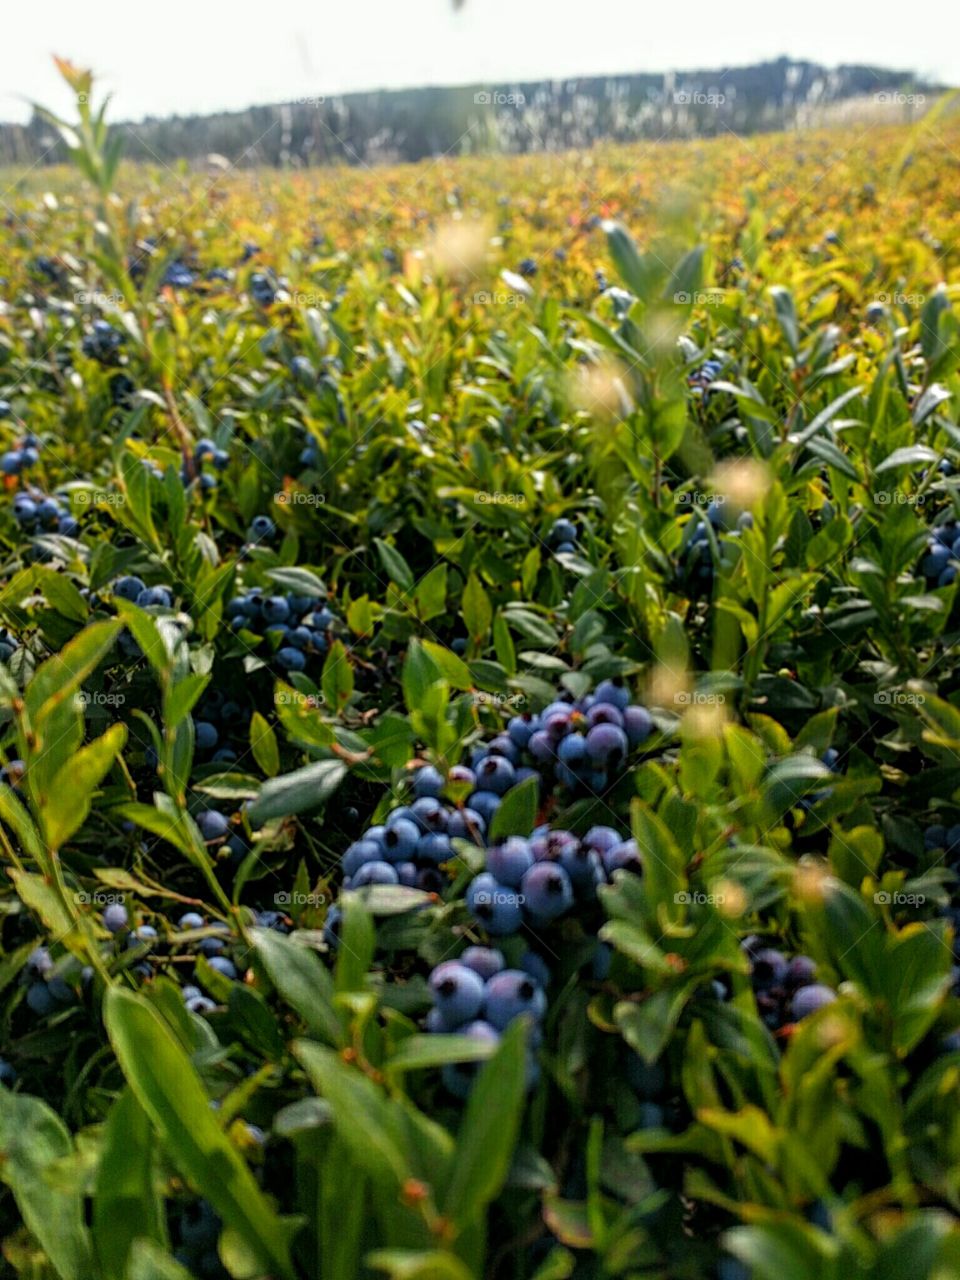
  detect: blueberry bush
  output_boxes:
[1,61,960,1280]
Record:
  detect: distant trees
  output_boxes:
[0,59,933,170]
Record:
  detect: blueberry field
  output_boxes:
[3,61,960,1280]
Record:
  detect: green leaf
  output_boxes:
[94,1089,166,1277]
[322,639,355,714]
[375,538,414,592]
[104,987,297,1279]
[246,758,347,825]
[249,711,280,778]
[0,1089,95,1280]
[125,1239,195,1280]
[387,1033,498,1074]
[250,927,341,1045]
[25,618,122,722]
[442,1019,528,1229]
[368,1251,475,1280]
[44,722,127,849]
[462,574,492,641]
[488,775,539,841]
[402,638,442,713]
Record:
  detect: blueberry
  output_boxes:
[194,720,219,751]
[13,495,37,522]
[447,807,486,842]
[276,647,306,672]
[136,586,172,608]
[487,837,534,888]
[248,516,276,541]
[550,518,578,545]
[417,833,452,863]
[410,797,448,832]
[196,810,229,841]
[1,451,22,475]
[262,596,290,624]
[343,838,383,875]
[557,733,588,767]
[507,715,537,748]
[602,840,641,875]
[584,723,628,768]
[593,678,630,711]
[461,946,505,980]
[475,755,516,795]
[623,705,653,746]
[0,1057,17,1086]
[923,544,951,577]
[925,824,947,851]
[751,948,788,990]
[381,818,420,861]
[484,969,547,1030]
[429,961,485,1029]
[102,903,128,933]
[466,872,523,934]
[351,860,399,887]
[206,956,238,981]
[468,791,502,825]
[26,982,57,1016]
[178,912,206,930]
[520,862,574,921]
[790,983,837,1019]
[518,951,552,988]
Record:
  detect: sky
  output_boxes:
[1,0,954,125]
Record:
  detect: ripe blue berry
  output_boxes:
[484,969,547,1030]
[429,961,485,1029]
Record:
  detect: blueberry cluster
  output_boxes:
[21,946,76,1017]
[687,357,723,397]
[81,319,124,366]
[112,575,174,609]
[1,431,40,475]
[341,774,486,894]
[546,516,579,556]
[680,498,752,592]
[184,437,230,490]
[920,519,960,588]
[426,948,546,1097]
[496,678,653,796]
[191,691,252,767]
[741,939,837,1029]
[162,262,196,289]
[12,490,78,537]
[466,824,638,935]
[226,586,338,674]
[249,272,276,307]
